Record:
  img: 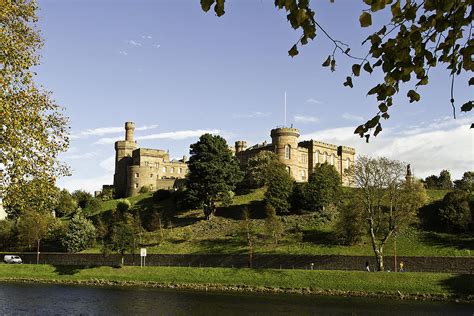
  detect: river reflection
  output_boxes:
[0,282,472,315]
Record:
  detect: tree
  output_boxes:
[264,204,283,245]
[110,222,135,265]
[17,210,53,264]
[304,163,342,216]
[352,156,427,271]
[201,1,473,140]
[3,178,59,219]
[61,211,96,253]
[424,175,439,189]
[334,194,365,245]
[0,219,18,250]
[186,134,243,220]
[438,170,453,189]
[243,151,280,188]
[439,190,472,232]
[116,199,131,216]
[1,1,69,216]
[454,171,474,193]
[55,189,77,217]
[71,190,94,209]
[239,207,255,268]
[264,162,294,214]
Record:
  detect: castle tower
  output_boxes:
[235,141,247,154]
[271,127,300,179]
[113,122,138,198]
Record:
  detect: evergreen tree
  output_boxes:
[186,134,243,219]
[55,189,77,217]
[61,211,96,253]
[264,163,294,214]
[438,170,453,189]
[305,163,342,215]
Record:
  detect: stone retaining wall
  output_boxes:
[7,253,474,273]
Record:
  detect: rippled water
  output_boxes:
[0,282,472,315]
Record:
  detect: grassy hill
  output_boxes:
[85,188,473,257]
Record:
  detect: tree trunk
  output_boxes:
[36,239,40,264]
[375,249,384,271]
[121,254,124,266]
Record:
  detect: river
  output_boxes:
[0,282,472,315]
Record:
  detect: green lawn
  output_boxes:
[0,265,472,300]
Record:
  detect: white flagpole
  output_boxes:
[284,91,287,127]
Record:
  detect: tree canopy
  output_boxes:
[200,0,473,140]
[186,134,243,219]
[1,0,69,216]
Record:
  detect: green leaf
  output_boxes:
[288,45,298,57]
[363,62,373,74]
[322,55,331,67]
[359,12,372,27]
[461,101,473,112]
[201,0,215,12]
[330,59,336,72]
[469,77,474,86]
[343,76,353,88]
[366,115,380,128]
[391,0,401,18]
[374,123,382,136]
[407,90,420,103]
[354,124,366,135]
[352,64,361,76]
[378,102,388,112]
[214,0,225,16]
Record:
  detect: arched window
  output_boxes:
[323,152,327,163]
[346,158,350,170]
[285,145,291,160]
[286,166,291,174]
[330,154,335,165]
[315,151,319,165]
[301,170,306,180]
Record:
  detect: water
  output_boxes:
[0,282,472,315]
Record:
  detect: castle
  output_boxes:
[234,127,356,186]
[112,122,356,197]
[113,122,188,197]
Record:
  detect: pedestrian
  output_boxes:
[399,261,404,272]
[365,261,370,272]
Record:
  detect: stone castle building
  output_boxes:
[234,127,356,185]
[113,122,188,197]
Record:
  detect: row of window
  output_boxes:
[283,146,351,169]
[134,168,185,179]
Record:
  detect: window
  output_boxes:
[323,152,327,163]
[150,174,153,178]
[145,161,149,167]
[286,166,291,174]
[301,170,306,180]
[315,151,319,164]
[330,155,335,165]
[170,167,174,174]
[285,145,291,159]
[135,173,139,178]
[178,168,182,174]
[162,167,167,173]
[303,155,307,164]
[134,183,139,188]
[346,159,350,170]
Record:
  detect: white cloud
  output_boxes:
[93,129,220,145]
[306,98,323,104]
[154,44,161,49]
[127,40,142,47]
[118,50,128,56]
[342,112,364,122]
[58,173,113,193]
[301,117,473,179]
[71,124,158,139]
[235,112,270,119]
[294,115,320,123]
[99,155,115,173]
[141,35,152,39]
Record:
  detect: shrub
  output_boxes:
[334,201,365,245]
[116,199,131,215]
[139,185,150,193]
[439,190,472,232]
[153,189,172,202]
[61,212,96,253]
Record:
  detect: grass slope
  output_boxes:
[0,265,472,300]
[87,188,472,257]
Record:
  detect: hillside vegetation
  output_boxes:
[87,188,473,257]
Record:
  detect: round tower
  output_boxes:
[271,127,300,178]
[125,122,135,141]
[235,141,247,153]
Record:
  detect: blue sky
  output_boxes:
[35,0,473,192]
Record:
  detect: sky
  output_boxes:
[34,0,473,193]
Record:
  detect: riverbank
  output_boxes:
[0,265,472,303]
